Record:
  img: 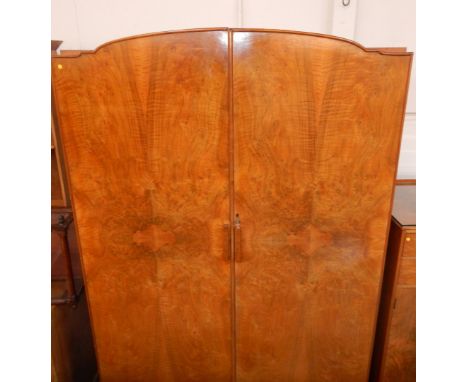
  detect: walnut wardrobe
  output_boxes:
[52,28,412,382]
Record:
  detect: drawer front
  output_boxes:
[402,232,416,257]
[382,287,416,382]
[398,258,416,286]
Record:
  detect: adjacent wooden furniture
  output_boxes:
[51,40,97,382]
[52,28,412,381]
[371,184,416,381]
[51,210,83,304]
[52,291,98,382]
[52,41,80,304]
[52,40,70,208]
[51,207,98,382]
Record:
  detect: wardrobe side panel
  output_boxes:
[52,31,232,381]
[233,31,411,382]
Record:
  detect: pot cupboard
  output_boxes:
[371,184,416,381]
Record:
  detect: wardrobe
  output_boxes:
[52,28,412,382]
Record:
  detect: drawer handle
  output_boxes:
[406,237,412,242]
[234,214,241,262]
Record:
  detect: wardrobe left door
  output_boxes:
[52,30,232,382]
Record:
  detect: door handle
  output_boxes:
[234,214,241,262]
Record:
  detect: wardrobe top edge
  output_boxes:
[51,27,413,59]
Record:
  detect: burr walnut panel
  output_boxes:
[232,31,412,382]
[53,30,232,381]
[370,185,416,382]
[52,29,412,382]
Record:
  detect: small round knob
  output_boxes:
[57,64,63,70]
[405,237,411,242]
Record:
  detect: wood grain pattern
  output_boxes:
[398,258,416,286]
[51,291,97,382]
[402,231,416,257]
[52,28,412,381]
[51,148,63,201]
[51,104,70,207]
[381,287,416,382]
[232,31,412,381]
[370,223,404,382]
[51,210,83,303]
[371,185,416,382]
[52,30,232,381]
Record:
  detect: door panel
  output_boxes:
[381,287,416,382]
[233,31,411,381]
[53,30,231,381]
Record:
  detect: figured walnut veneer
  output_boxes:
[371,185,416,382]
[52,28,412,382]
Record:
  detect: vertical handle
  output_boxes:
[234,213,241,262]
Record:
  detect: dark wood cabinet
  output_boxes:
[51,210,83,304]
[371,184,416,381]
[51,40,97,382]
[52,29,412,381]
[52,291,97,382]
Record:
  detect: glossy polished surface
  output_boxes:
[371,185,416,381]
[382,287,416,382]
[53,30,232,381]
[53,28,412,381]
[233,31,411,381]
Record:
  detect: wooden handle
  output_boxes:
[234,214,241,262]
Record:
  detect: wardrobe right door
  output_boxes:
[233,30,412,382]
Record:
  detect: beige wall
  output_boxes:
[52,0,415,178]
